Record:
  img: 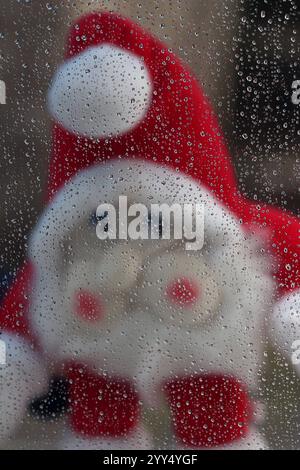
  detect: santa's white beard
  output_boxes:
[30,235,274,408]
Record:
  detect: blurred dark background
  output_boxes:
[0,0,299,448]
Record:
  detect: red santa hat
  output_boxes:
[45,11,299,297]
[47,11,238,205]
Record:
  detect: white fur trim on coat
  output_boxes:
[0,333,48,442]
[270,289,300,375]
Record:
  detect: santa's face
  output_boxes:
[29,160,273,401]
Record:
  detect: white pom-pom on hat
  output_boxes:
[48,44,153,139]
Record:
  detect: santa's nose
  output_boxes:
[166,277,200,307]
[99,244,142,292]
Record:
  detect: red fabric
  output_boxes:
[239,201,300,295]
[0,261,36,341]
[66,364,140,437]
[164,374,252,448]
[46,11,300,296]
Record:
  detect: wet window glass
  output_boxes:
[0,0,299,451]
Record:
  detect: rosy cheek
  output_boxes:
[73,289,104,322]
[165,277,200,307]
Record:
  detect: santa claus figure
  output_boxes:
[0,12,299,450]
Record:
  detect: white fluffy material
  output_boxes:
[0,333,47,442]
[270,289,300,375]
[48,44,152,139]
[60,424,152,450]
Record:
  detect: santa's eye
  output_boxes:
[89,210,108,232]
